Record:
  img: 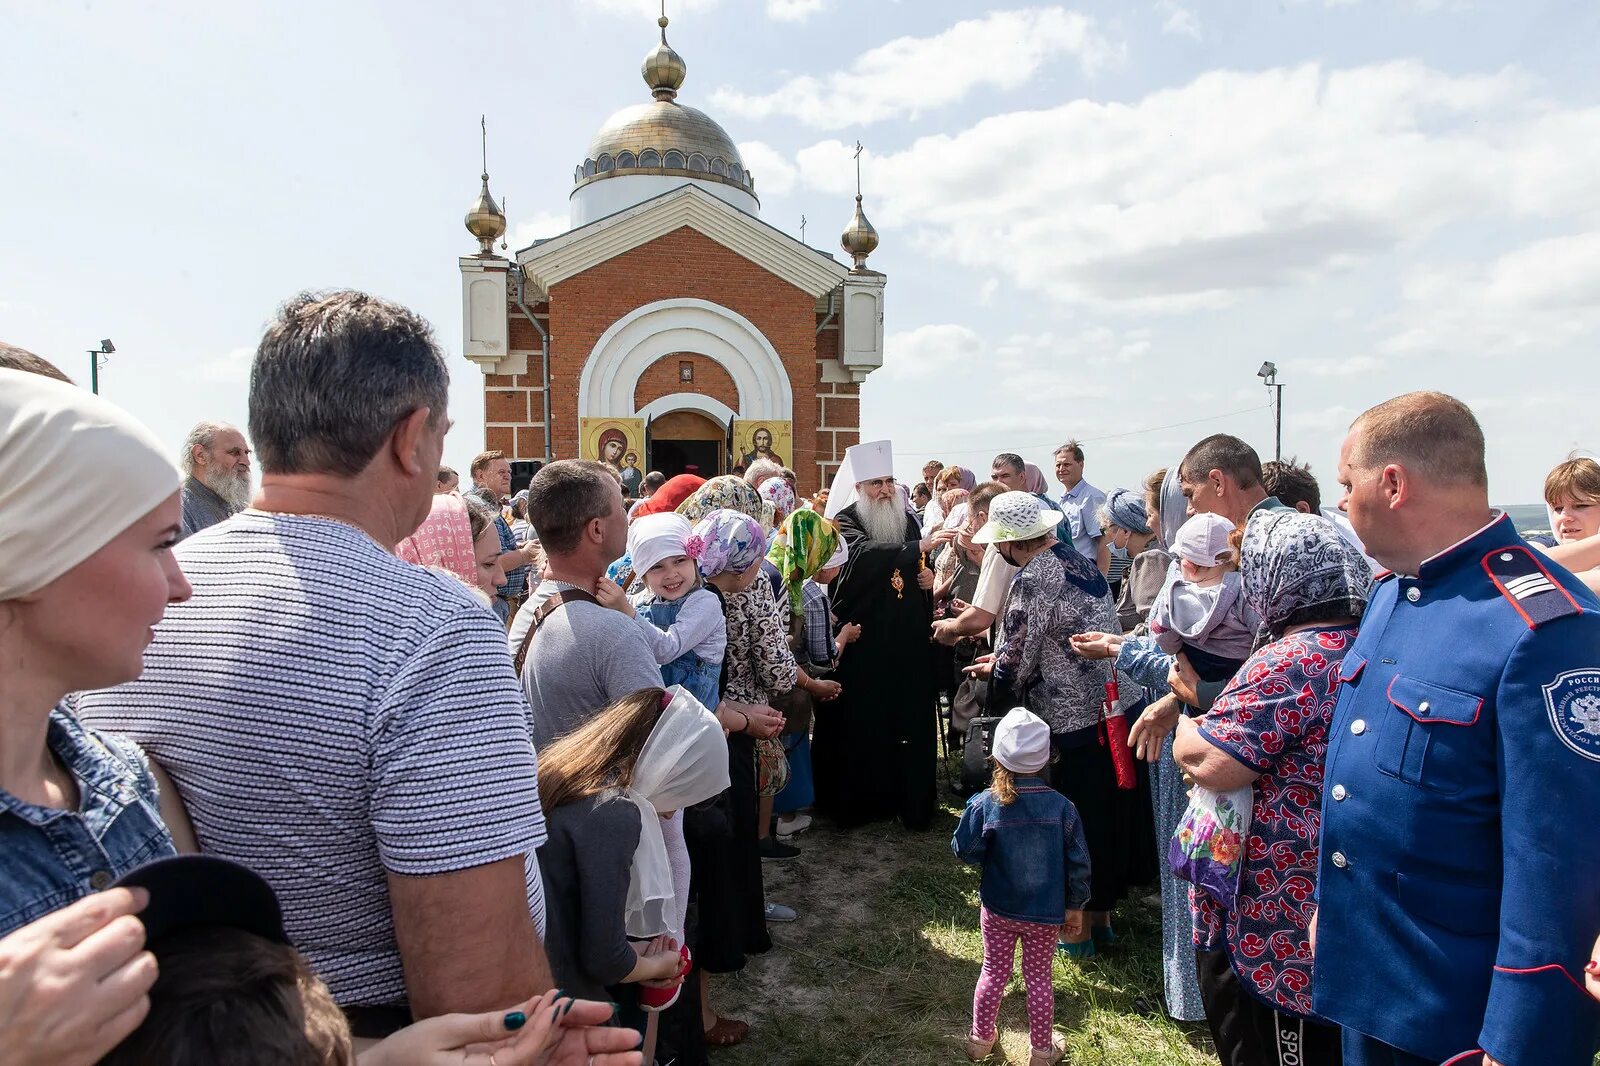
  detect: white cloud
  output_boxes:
[711,8,1121,129]
[510,210,570,248]
[766,0,824,21]
[201,346,255,384]
[1157,0,1201,40]
[881,323,983,381]
[736,140,797,196]
[794,61,1592,313]
[1380,231,1600,359]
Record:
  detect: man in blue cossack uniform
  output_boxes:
[1314,391,1600,1066]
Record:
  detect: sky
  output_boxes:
[3,0,1598,506]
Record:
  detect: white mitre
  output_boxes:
[824,439,894,520]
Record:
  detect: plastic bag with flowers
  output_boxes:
[1169,784,1253,908]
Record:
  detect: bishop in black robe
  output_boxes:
[811,502,939,830]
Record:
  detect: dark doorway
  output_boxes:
[649,438,720,479]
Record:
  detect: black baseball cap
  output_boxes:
[111,855,289,947]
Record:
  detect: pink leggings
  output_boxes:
[971,906,1057,1051]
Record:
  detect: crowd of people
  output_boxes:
[3,291,1600,1066]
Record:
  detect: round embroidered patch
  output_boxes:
[1543,669,1600,762]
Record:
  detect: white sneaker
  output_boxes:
[764,901,798,922]
[776,813,812,837]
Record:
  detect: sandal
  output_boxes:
[703,1017,750,1047]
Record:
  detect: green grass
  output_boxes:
[708,766,1217,1065]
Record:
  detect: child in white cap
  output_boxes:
[596,512,727,713]
[952,708,1091,1065]
[1147,512,1254,683]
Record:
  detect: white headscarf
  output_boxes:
[620,686,730,938]
[0,369,179,600]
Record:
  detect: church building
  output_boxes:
[457,13,886,497]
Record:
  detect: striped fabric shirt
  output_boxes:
[75,512,547,1007]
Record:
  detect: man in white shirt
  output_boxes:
[1055,439,1110,576]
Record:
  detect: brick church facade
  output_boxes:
[458,15,884,498]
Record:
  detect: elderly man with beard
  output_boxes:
[178,421,252,540]
[811,441,956,830]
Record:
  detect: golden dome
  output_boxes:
[841,195,879,269]
[464,173,506,255]
[572,12,756,202]
[642,16,686,101]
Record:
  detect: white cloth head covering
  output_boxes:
[824,538,849,570]
[824,439,893,520]
[993,707,1051,775]
[621,687,731,938]
[627,513,695,578]
[0,369,179,601]
[1173,512,1236,567]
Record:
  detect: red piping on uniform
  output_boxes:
[1438,1052,1482,1066]
[1385,675,1481,726]
[1481,545,1582,628]
[1493,962,1589,994]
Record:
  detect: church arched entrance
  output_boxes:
[646,409,726,480]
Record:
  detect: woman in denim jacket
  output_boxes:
[953,709,1091,1066]
[0,372,195,937]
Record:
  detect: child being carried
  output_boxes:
[1148,512,1254,683]
[597,513,727,713]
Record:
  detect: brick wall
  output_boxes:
[482,301,549,459]
[478,229,866,498]
[633,352,739,412]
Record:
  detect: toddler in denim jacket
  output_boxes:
[952,708,1091,1066]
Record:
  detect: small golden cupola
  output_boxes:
[840,141,880,271]
[464,115,507,255]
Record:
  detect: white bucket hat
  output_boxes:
[1173,512,1236,568]
[972,490,1064,545]
[992,707,1051,775]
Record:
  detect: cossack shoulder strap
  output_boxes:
[513,587,599,676]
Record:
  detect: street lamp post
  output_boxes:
[87,339,115,394]
[1257,361,1284,461]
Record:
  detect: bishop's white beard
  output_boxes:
[857,494,909,544]
[202,463,253,512]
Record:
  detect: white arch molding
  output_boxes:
[578,299,794,421]
[636,392,738,426]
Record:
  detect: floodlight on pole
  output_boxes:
[1257,361,1284,461]
[87,339,115,395]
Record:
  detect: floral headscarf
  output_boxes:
[397,493,477,586]
[692,508,768,578]
[678,475,762,524]
[634,474,705,518]
[767,508,841,613]
[759,477,796,526]
[1241,509,1372,650]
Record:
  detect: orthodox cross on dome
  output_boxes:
[853,140,863,197]
[800,214,807,244]
[840,140,879,270]
[464,113,507,255]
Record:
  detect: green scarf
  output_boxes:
[767,508,839,614]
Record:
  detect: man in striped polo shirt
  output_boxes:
[78,290,554,1038]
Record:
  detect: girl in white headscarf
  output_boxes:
[534,685,729,1055]
[0,371,198,925]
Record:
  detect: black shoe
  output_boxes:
[758,836,800,859]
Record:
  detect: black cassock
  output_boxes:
[811,504,938,830]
